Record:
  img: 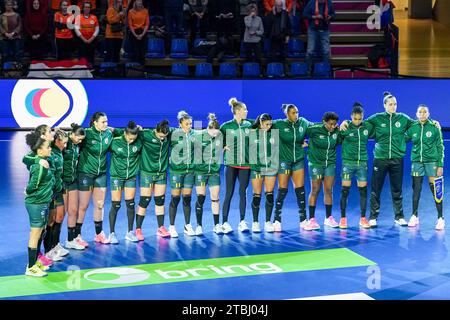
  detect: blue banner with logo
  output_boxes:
[1,79,449,128]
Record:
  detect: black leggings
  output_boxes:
[222,166,250,223]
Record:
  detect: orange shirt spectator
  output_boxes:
[106,5,125,39]
[128,7,149,32]
[77,0,96,10]
[108,0,127,9]
[75,13,99,40]
[54,11,73,38]
[264,0,292,14]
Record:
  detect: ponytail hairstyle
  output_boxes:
[177,110,192,125]
[34,124,50,137]
[252,113,272,129]
[352,102,364,115]
[322,111,339,123]
[54,129,68,141]
[207,113,219,129]
[156,119,170,135]
[281,104,297,116]
[125,121,139,136]
[89,111,107,127]
[25,131,47,153]
[383,91,396,105]
[228,97,246,114]
[71,123,86,137]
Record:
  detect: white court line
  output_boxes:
[290,292,374,300]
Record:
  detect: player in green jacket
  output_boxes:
[107,121,143,244]
[303,112,340,231]
[193,113,223,235]
[220,97,254,234]
[135,120,171,240]
[168,111,196,238]
[24,131,54,277]
[406,105,445,230]
[249,113,279,233]
[76,112,116,246]
[338,103,372,229]
[271,104,312,232]
[63,124,86,251]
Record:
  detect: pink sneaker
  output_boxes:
[408,215,419,227]
[94,231,111,244]
[135,228,144,241]
[435,218,445,230]
[324,216,339,228]
[304,218,320,231]
[75,235,89,248]
[157,226,171,238]
[37,253,53,267]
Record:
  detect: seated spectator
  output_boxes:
[24,0,48,60]
[265,0,291,62]
[74,1,99,65]
[105,0,125,62]
[0,0,22,62]
[303,0,335,74]
[165,0,184,38]
[209,0,235,37]
[264,0,292,15]
[206,34,234,63]
[54,0,74,60]
[243,3,263,64]
[188,0,208,46]
[128,0,149,64]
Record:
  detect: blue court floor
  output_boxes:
[0,131,449,300]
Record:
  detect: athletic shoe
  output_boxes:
[252,222,261,233]
[36,260,50,271]
[45,248,63,262]
[184,224,195,236]
[394,218,408,226]
[303,218,320,231]
[359,217,371,229]
[339,217,348,229]
[94,231,111,244]
[213,224,223,234]
[54,243,69,256]
[75,235,89,248]
[222,222,233,234]
[169,225,179,238]
[265,221,275,233]
[125,231,139,242]
[135,228,145,241]
[408,215,419,227]
[369,219,377,228]
[25,264,47,277]
[65,239,85,250]
[156,226,170,238]
[238,220,249,232]
[37,253,53,267]
[300,219,308,229]
[107,232,119,244]
[195,225,203,236]
[273,220,282,232]
[435,218,445,230]
[324,216,339,228]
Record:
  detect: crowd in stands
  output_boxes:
[0,0,338,74]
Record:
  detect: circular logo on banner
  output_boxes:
[84,268,150,285]
[11,80,88,128]
[426,131,432,138]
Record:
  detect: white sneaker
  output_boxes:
[125,231,139,242]
[369,219,377,227]
[395,218,408,226]
[324,216,339,228]
[435,217,445,230]
[252,221,261,233]
[169,225,179,238]
[213,224,223,234]
[195,225,203,236]
[108,232,119,244]
[222,222,233,234]
[273,220,282,232]
[46,248,63,262]
[65,239,85,250]
[55,243,69,256]
[184,224,195,236]
[25,264,47,277]
[265,221,275,233]
[408,215,419,227]
[300,219,308,229]
[238,220,249,232]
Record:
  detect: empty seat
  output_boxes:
[313,62,332,78]
[266,62,284,77]
[219,63,237,78]
[290,62,308,77]
[195,62,213,77]
[291,15,301,36]
[146,38,165,58]
[171,63,189,76]
[242,62,261,77]
[170,38,189,59]
[287,38,305,58]
[192,38,207,58]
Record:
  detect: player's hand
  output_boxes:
[223,146,231,152]
[302,141,308,148]
[39,159,49,169]
[339,121,349,131]
[437,167,443,177]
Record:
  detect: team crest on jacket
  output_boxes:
[245,129,249,134]
[426,131,432,138]
[152,139,157,143]
[332,134,337,139]
[269,138,275,144]
[395,122,401,128]
[92,140,96,144]
[363,130,369,136]
[118,148,123,152]
[104,138,109,144]
[132,146,138,152]
[299,127,304,132]
[381,123,387,128]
